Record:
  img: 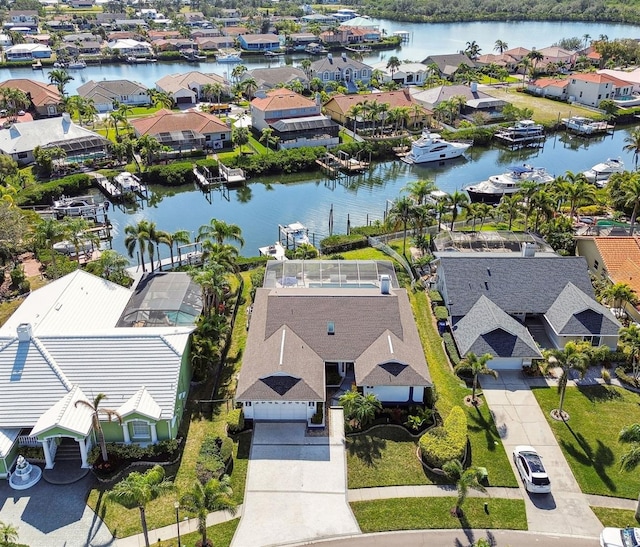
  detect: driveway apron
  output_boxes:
[480,371,603,537]
[231,408,361,547]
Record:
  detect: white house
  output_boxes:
[107,38,153,56]
[5,43,51,61]
[77,79,149,112]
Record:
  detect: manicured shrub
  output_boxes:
[319,234,368,254]
[429,290,444,306]
[141,163,194,186]
[196,435,233,484]
[87,438,180,465]
[443,332,461,366]
[615,366,640,388]
[434,306,449,321]
[17,173,93,206]
[229,146,326,176]
[419,406,467,469]
[226,408,245,434]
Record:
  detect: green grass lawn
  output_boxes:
[351,497,527,532]
[533,384,640,499]
[592,507,640,529]
[155,518,239,547]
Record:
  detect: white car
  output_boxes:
[513,445,551,494]
[600,527,640,547]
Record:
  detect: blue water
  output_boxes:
[101,128,634,260]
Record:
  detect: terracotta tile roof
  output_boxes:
[131,109,229,136]
[530,77,569,89]
[571,72,631,87]
[251,88,316,112]
[614,258,640,302]
[504,46,530,57]
[594,237,640,274]
[0,78,60,107]
[325,90,428,115]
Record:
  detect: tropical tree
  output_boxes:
[147,89,174,110]
[620,323,640,380]
[107,465,174,547]
[232,126,250,154]
[259,127,277,151]
[124,219,154,272]
[62,216,96,264]
[180,477,238,547]
[557,171,596,219]
[338,389,381,429]
[620,173,640,235]
[386,55,401,78]
[231,64,248,84]
[135,134,165,168]
[189,263,229,315]
[527,49,544,77]
[442,459,487,517]
[74,393,122,463]
[156,229,190,269]
[387,195,414,257]
[604,282,638,319]
[464,40,481,60]
[494,39,509,54]
[300,58,311,78]
[545,342,589,419]
[85,249,131,286]
[623,128,640,168]
[403,178,436,205]
[48,68,73,95]
[454,352,497,405]
[346,103,364,135]
[197,218,244,248]
[0,521,19,547]
[444,190,470,230]
[498,194,522,230]
[34,218,65,273]
[240,77,258,100]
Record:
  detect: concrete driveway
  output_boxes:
[480,371,603,537]
[0,473,114,547]
[231,408,361,547]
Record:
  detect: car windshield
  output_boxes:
[524,452,545,473]
[621,528,640,547]
[532,476,550,486]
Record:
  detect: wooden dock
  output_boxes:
[494,131,545,148]
[94,174,123,199]
[194,162,246,189]
[316,151,369,176]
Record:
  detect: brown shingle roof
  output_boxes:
[0,78,60,107]
[251,88,316,112]
[131,109,228,136]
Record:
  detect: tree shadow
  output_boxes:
[345,434,386,467]
[560,420,616,493]
[467,406,501,452]
[235,431,252,460]
[577,384,624,403]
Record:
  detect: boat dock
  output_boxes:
[316,151,370,176]
[94,174,123,199]
[194,162,246,189]
[494,131,545,148]
[393,30,411,42]
[258,241,288,261]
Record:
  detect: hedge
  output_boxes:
[419,406,467,468]
[196,435,234,484]
[443,332,461,366]
[434,306,449,321]
[229,146,325,176]
[140,163,195,186]
[237,255,271,271]
[17,174,93,206]
[88,438,180,465]
[429,290,444,306]
[319,234,368,254]
[226,408,245,434]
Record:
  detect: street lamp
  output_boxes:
[174,501,181,547]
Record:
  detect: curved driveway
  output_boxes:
[480,371,604,537]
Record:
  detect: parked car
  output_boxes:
[600,527,640,547]
[513,445,551,494]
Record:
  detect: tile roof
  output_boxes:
[571,72,631,87]
[452,295,542,358]
[325,89,425,115]
[30,385,94,438]
[593,237,640,298]
[116,386,162,420]
[0,78,60,107]
[251,88,317,112]
[530,77,569,89]
[131,109,229,136]
[156,71,226,94]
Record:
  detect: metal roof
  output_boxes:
[30,385,94,438]
[117,386,162,420]
[0,428,20,458]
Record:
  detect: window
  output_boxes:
[131,421,151,439]
[18,152,28,159]
[594,259,599,270]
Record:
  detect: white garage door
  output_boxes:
[488,358,523,370]
[253,401,308,421]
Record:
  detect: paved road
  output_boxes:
[231,409,360,547]
[480,371,605,537]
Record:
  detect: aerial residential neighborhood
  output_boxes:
[4,1,640,547]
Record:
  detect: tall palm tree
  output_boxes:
[620,323,640,380]
[386,55,401,78]
[464,40,481,60]
[86,249,130,285]
[107,465,174,547]
[48,68,74,95]
[527,49,544,77]
[387,195,414,257]
[444,190,470,230]
[300,58,311,78]
[34,218,65,274]
[232,126,249,154]
[498,194,522,230]
[403,178,436,205]
[620,173,640,235]
[346,103,363,135]
[62,216,95,264]
[545,342,589,419]
[605,282,638,319]
[157,229,190,269]
[180,477,238,546]
[124,220,153,272]
[260,127,276,151]
[454,352,497,404]
[189,263,229,315]
[231,64,248,84]
[557,171,596,219]
[494,39,509,54]
[0,521,19,547]
[74,393,122,463]
[623,128,640,168]
[197,218,244,248]
[240,77,258,100]
[442,459,487,517]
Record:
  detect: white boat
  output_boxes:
[495,120,544,143]
[52,195,102,218]
[114,171,146,194]
[264,50,283,57]
[562,116,613,135]
[403,131,471,164]
[583,158,625,187]
[281,222,311,247]
[216,50,242,63]
[258,241,287,260]
[67,60,87,69]
[53,240,93,255]
[465,165,554,204]
[31,60,42,70]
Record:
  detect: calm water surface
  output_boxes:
[103,128,634,259]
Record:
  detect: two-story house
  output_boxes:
[310,53,372,92]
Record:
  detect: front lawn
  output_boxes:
[155,518,239,547]
[533,384,640,499]
[351,497,527,532]
[591,506,640,529]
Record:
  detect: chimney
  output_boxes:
[17,323,32,342]
[327,52,333,63]
[341,51,347,61]
[521,242,536,257]
[315,92,321,106]
[380,274,390,295]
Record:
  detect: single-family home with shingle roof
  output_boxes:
[244,67,309,91]
[156,71,228,104]
[238,33,281,52]
[310,53,372,91]
[77,79,149,112]
[0,78,61,117]
[236,260,432,424]
[435,255,620,369]
[421,53,476,79]
[0,270,201,478]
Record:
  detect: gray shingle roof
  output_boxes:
[438,256,595,317]
[545,282,620,335]
[452,295,542,358]
[77,79,148,101]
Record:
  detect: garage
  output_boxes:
[487,357,524,370]
[253,401,308,421]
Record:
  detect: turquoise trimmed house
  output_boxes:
[0,270,200,477]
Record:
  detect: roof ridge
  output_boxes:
[31,336,73,390]
[55,385,78,424]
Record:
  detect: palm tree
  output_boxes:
[494,39,508,54]
[124,220,153,272]
[387,196,414,257]
[260,127,276,151]
[300,57,312,78]
[232,126,249,154]
[136,134,164,168]
[62,216,95,264]
[231,64,248,84]
[74,393,122,463]
[527,50,544,77]
[444,190,470,230]
[557,171,596,219]
[624,128,640,168]
[454,352,497,405]
[386,55,401,78]
[48,68,73,95]
[180,477,238,547]
[86,249,130,285]
[157,229,190,269]
[498,194,522,230]
[338,389,381,429]
[545,342,589,419]
[442,459,487,517]
[605,282,638,319]
[620,323,640,380]
[346,103,363,135]
[0,521,19,547]
[34,218,65,271]
[189,263,229,315]
[583,34,592,48]
[107,465,174,547]
[620,173,640,235]
[403,179,436,205]
[197,218,244,248]
[240,77,258,100]
[464,40,481,60]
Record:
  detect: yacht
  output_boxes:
[403,131,471,164]
[216,50,242,63]
[281,222,311,247]
[494,119,544,143]
[583,158,625,187]
[563,116,613,135]
[114,171,146,194]
[67,60,87,69]
[464,165,554,204]
[52,195,102,218]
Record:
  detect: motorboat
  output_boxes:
[305,43,328,55]
[216,50,242,63]
[562,116,613,135]
[114,171,146,194]
[583,158,625,187]
[53,239,93,255]
[264,50,283,57]
[494,120,544,144]
[52,195,101,218]
[402,131,471,164]
[281,222,311,247]
[67,60,87,69]
[464,165,554,204]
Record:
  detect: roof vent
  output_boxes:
[522,242,536,257]
[380,274,390,295]
[17,323,32,342]
[327,321,335,335]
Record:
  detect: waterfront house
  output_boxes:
[567,73,632,107]
[244,67,309,91]
[156,71,229,105]
[410,83,506,119]
[250,88,339,149]
[372,61,428,86]
[536,46,576,70]
[576,236,640,323]
[0,114,109,165]
[0,270,200,477]
[46,20,76,33]
[114,19,149,30]
[5,10,39,31]
[77,79,149,112]
[421,53,477,79]
[107,38,153,57]
[0,79,61,118]
[301,13,338,26]
[238,33,281,52]
[310,53,372,91]
[598,68,640,93]
[131,108,232,152]
[5,43,51,61]
[236,260,432,424]
[434,254,620,369]
[527,77,569,101]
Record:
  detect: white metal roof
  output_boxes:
[117,386,162,420]
[0,428,20,458]
[0,269,133,336]
[30,385,94,437]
